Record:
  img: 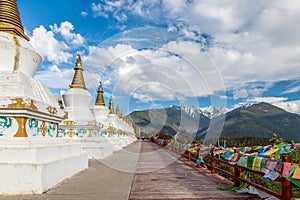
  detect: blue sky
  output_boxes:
[18,0,300,114]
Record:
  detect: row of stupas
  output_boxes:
[0,0,136,195]
[59,53,136,151]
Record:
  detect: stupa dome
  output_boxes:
[0,0,42,77]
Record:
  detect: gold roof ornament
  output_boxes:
[0,0,29,40]
[109,96,114,114]
[95,82,105,106]
[69,53,87,90]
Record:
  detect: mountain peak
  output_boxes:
[180,105,228,119]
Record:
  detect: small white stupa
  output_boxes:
[93,82,136,151]
[106,97,136,150]
[0,0,88,194]
[94,82,111,135]
[61,53,96,127]
[59,56,113,159]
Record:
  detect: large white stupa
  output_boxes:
[0,0,88,194]
[0,1,63,137]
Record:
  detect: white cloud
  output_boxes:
[83,44,135,73]
[233,89,249,100]
[283,85,300,94]
[30,21,86,66]
[35,65,73,88]
[88,0,300,87]
[91,0,127,21]
[249,97,300,113]
[162,0,186,14]
[81,11,88,17]
[50,21,85,45]
[91,2,108,18]
[273,100,300,113]
[249,97,288,104]
[83,41,226,102]
[40,1,299,108]
[30,25,72,64]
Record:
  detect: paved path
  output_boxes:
[1,141,141,200]
[1,141,261,200]
[129,141,261,200]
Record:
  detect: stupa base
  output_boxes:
[0,138,88,195]
[76,138,113,159]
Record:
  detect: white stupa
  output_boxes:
[59,53,102,137]
[61,53,96,127]
[0,0,88,194]
[93,83,136,150]
[94,82,111,135]
[59,57,113,158]
[107,97,136,150]
[0,1,63,137]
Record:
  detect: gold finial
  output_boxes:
[69,53,87,90]
[95,82,105,106]
[109,96,114,114]
[0,0,29,40]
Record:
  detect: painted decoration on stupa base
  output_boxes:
[58,127,99,138]
[0,116,57,137]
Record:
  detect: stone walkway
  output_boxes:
[1,141,261,200]
[1,141,142,200]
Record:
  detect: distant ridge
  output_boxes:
[128,102,300,142]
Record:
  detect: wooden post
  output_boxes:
[281,155,292,200]
[233,164,241,187]
[210,148,216,174]
[196,147,201,168]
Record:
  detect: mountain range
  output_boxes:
[128,102,300,142]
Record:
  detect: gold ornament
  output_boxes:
[40,121,48,137]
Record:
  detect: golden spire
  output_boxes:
[109,96,114,114]
[95,82,105,106]
[69,53,87,90]
[0,0,29,40]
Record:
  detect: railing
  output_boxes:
[153,140,293,200]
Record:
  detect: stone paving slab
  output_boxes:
[0,141,142,200]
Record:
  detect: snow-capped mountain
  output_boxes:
[180,105,228,119]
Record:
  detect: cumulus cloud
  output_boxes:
[30,21,85,65]
[83,41,226,102]
[248,97,300,113]
[30,25,72,64]
[273,100,300,113]
[88,0,300,88]
[50,21,85,45]
[32,1,300,112]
